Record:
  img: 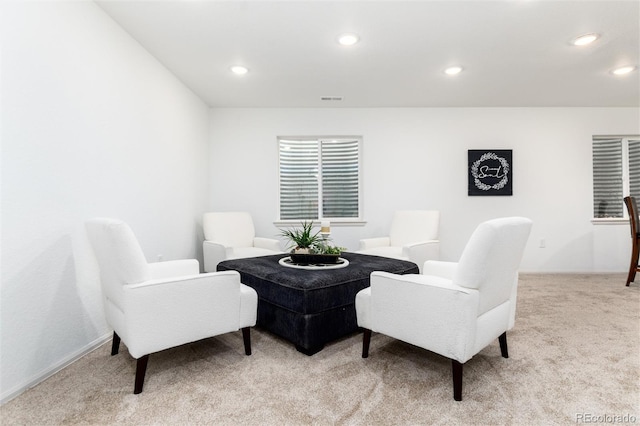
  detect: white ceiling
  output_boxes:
[96,0,640,108]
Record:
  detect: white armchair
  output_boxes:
[356,217,532,401]
[203,211,282,272]
[358,210,440,272]
[85,218,258,394]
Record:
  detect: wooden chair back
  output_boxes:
[624,196,639,238]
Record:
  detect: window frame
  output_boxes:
[592,134,640,224]
[276,135,364,225]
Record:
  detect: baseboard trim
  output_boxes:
[1,332,112,405]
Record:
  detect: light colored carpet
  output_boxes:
[2,274,638,425]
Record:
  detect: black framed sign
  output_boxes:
[468,150,512,196]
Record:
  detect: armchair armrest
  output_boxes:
[402,240,440,273]
[253,237,281,251]
[359,237,390,250]
[148,259,199,279]
[368,271,479,362]
[123,271,246,357]
[203,240,227,272]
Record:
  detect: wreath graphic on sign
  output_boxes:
[471,152,510,191]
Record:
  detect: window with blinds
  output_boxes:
[279,137,361,221]
[592,136,640,218]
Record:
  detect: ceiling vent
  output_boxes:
[320,96,344,101]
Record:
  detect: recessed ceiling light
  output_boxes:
[444,66,463,75]
[230,66,248,75]
[572,33,599,46]
[338,33,359,46]
[612,66,637,75]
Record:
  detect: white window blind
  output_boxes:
[592,136,640,218]
[629,139,640,199]
[279,137,361,221]
[593,138,623,218]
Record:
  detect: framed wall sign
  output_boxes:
[468,150,513,196]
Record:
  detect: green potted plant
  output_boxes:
[280,221,345,264]
[280,221,322,254]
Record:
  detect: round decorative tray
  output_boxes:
[279,256,349,270]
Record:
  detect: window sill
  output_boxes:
[591,218,627,225]
[274,220,367,227]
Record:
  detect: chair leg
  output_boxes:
[452,360,463,401]
[111,332,120,356]
[499,332,509,358]
[626,237,640,286]
[242,327,252,356]
[134,355,149,394]
[362,329,372,358]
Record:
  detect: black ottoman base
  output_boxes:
[257,298,359,355]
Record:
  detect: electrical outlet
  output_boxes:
[539,239,546,248]
[157,254,163,262]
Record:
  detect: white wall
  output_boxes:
[209,107,639,273]
[1,2,210,401]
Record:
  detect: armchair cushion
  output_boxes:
[148,259,199,279]
[422,260,458,279]
[231,247,281,260]
[254,237,282,252]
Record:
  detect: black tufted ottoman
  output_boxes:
[217,252,418,355]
